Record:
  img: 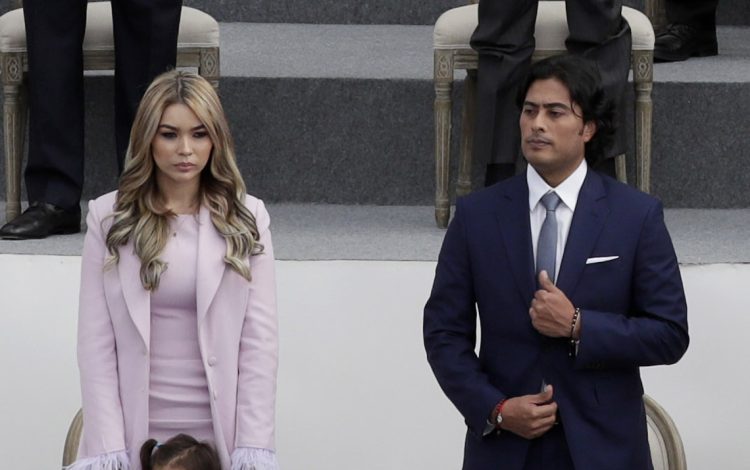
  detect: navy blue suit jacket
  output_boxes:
[424,170,689,470]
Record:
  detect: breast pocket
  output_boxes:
[576,257,631,312]
[585,256,623,271]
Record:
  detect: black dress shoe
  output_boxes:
[0,202,81,239]
[654,23,718,63]
[484,163,517,187]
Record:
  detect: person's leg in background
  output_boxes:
[470,0,538,186]
[0,0,87,239]
[655,0,719,62]
[112,0,182,169]
[565,0,631,175]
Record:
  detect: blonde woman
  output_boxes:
[70,70,279,470]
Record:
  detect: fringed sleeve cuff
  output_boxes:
[62,450,129,470]
[231,447,279,470]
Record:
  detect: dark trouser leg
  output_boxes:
[470,0,538,184]
[666,0,719,31]
[112,0,182,169]
[655,0,718,63]
[565,0,631,169]
[22,0,87,210]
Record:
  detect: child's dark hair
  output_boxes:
[140,434,221,470]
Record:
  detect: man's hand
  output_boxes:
[499,385,557,439]
[529,271,577,338]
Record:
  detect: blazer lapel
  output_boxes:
[196,205,227,325]
[117,242,151,349]
[494,176,536,303]
[557,171,609,296]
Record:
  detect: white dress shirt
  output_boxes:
[527,160,588,282]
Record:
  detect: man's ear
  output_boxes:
[581,120,597,142]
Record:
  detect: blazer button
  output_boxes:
[208,356,217,366]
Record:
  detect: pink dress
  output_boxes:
[148,214,214,443]
[69,199,279,470]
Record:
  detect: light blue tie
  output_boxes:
[537,191,561,284]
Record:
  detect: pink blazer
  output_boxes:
[76,191,278,470]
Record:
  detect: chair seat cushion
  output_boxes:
[0,3,218,53]
[434,2,654,51]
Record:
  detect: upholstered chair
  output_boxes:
[433,1,656,227]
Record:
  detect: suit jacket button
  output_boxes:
[208,356,217,366]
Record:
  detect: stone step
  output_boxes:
[1,1,748,25]
[1,202,749,265]
[717,0,750,27]
[1,24,748,208]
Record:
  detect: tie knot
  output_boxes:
[541,191,561,211]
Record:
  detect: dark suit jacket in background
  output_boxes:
[424,170,689,470]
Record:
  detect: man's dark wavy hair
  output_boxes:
[516,54,617,165]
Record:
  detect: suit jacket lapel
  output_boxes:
[557,171,609,296]
[494,176,536,303]
[196,205,226,325]
[117,242,151,349]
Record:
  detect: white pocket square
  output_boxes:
[586,256,619,265]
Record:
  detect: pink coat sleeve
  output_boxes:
[76,199,128,458]
[234,198,279,450]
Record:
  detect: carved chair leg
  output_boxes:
[199,47,221,91]
[434,50,454,228]
[3,80,26,221]
[614,153,627,184]
[457,69,477,197]
[632,51,654,193]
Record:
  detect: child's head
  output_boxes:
[140,434,221,470]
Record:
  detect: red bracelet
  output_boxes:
[493,399,507,424]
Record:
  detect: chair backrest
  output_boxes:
[644,394,688,470]
[61,409,83,467]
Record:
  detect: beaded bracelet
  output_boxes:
[569,307,581,357]
[569,307,580,339]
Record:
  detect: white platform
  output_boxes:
[1,254,749,469]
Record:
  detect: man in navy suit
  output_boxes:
[423,55,689,470]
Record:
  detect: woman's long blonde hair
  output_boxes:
[105,70,262,290]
